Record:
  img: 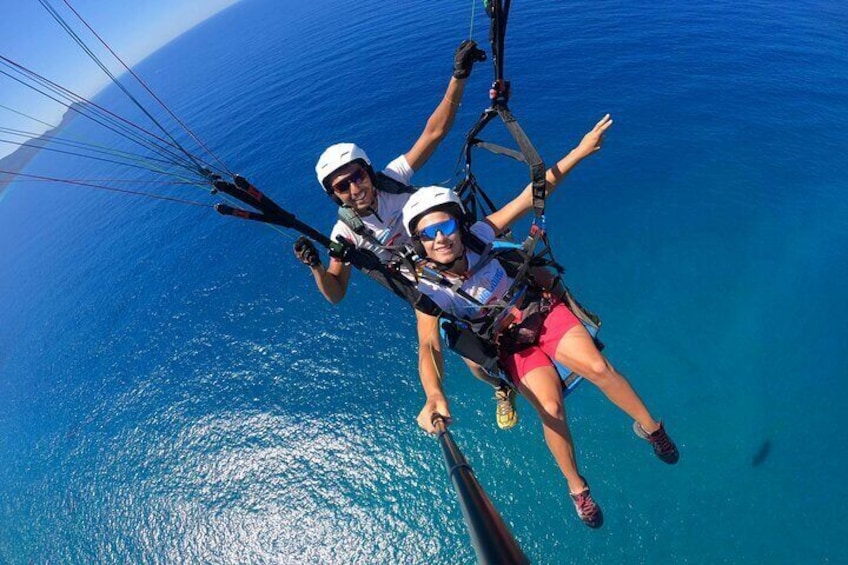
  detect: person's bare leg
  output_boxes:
[461,357,501,388]
[554,324,659,433]
[518,365,585,493]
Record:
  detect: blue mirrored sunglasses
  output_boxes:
[418,217,459,241]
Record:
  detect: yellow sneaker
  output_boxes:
[494,385,518,430]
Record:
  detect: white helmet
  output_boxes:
[402,186,466,236]
[315,142,371,192]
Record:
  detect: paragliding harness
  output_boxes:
[415,224,603,380]
[415,0,603,383]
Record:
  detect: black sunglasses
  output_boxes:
[331,168,368,194]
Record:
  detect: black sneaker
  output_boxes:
[634,421,679,464]
[570,478,604,529]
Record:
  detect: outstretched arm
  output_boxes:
[308,258,352,304]
[404,40,486,172]
[486,114,613,234]
[414,309,451,433]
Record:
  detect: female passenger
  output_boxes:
[400,116,678,528]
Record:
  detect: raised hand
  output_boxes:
[453,39,487,79]
[574,114,613,159]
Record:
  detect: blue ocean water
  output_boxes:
[2,0,847,562]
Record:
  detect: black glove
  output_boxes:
[453,39,487,79]
[293,236,320,268]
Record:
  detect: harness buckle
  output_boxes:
[529,223,545,238]
[489,79,511,104]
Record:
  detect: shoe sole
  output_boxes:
[497,413,518,430]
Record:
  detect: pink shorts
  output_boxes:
[499,302,581,384]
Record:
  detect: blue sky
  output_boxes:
[0,0,242,158]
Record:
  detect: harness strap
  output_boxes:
[472,141,526,163]
[418,265,485,307]
[496,105,547,221]
[465,241,495,278]
[338,207,385,248]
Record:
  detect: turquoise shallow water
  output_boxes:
[2,0,847,562]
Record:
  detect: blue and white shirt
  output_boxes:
[416,222,515,321]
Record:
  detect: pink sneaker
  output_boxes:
[570,478,603,528]
[634,421,679,464]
